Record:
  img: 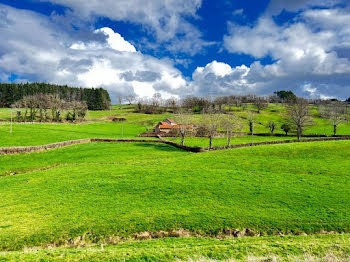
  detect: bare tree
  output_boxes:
[214,96,226,112]
[286,98,312,140]
[220,114,241,147]
[66,101,88,122]
[166,98,178,113]
[319,102,348,136]
[152,93,162,108]
[126,95,135,105]
[49,95,64,122]
[15,95,39,122]
[253,97,268,113]
[117,95,123,110]
[201,108,221,149]
[36,94,51,122]
[181,96,211,113]
[174,114,193,146]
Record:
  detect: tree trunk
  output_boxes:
[333,124,337,136]
[227,135,231,147]
[181,134,185,146]
[40,109,43,122]
[297,126,302,140]
[24,109,28,122]
[209,136,213,150]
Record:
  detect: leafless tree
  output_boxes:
[16,95,39,122]
[166,98,178,113]
[253,97,268,113]
[49,95,64,122]
[174,114,193,146]
[36,94,51,122]
[117,95,123,110]
[214,96,226,112]
[152,93,162,107]
[65,100,88,122]
[286,98,312,140]
[319,102,348,136]
[126,95,135,105]
[220,114,242,147]
[201,108,221,149]
[181,96,211,113]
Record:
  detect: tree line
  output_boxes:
[11,94,88,122]
[170,97,349,149]
[0,82,111,110]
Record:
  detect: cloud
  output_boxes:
[0,4,188,101]
[190,61,255,97]
[266,0,343,15]
[37,0,209,55]
[221,6,350,99]
[1,3,349,101]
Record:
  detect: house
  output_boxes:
[163,118,177,125]
[154,118,193,134]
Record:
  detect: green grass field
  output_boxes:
[1,141,349,252]
[0,104,350,260]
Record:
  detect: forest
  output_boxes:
[0,82,111,110]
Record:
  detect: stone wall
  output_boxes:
[0,139,91,155]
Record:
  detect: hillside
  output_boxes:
[0,104,349,260]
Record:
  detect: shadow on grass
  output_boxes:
[132,142,185,152]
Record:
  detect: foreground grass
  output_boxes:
[0,234,349,261]
[0,141,349,250]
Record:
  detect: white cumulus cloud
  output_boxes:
[221,6,350,99]
[0,4,188,101]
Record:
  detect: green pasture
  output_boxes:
[0,141,349,251]
[165,135,304,148]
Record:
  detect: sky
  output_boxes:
[0,0,350,101]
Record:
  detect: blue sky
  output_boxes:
[0,0,349,100]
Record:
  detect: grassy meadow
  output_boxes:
[0,104,350,260]
[1,141,350,251]
[1,103,349,148]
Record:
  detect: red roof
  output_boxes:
[159,124,193,129]
[166,118,176,124]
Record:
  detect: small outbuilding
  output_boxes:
[154,118,193,134]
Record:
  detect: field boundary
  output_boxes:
[1,136,350,155]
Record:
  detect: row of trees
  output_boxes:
[0,83,111,110]
[132,91,303,115]
[11,94,88,122]
[173,98,349,148]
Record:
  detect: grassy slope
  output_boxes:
[1,234,349,261]
[1,103,349,148]
[0,112,170,147]
[0,141,349,250]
